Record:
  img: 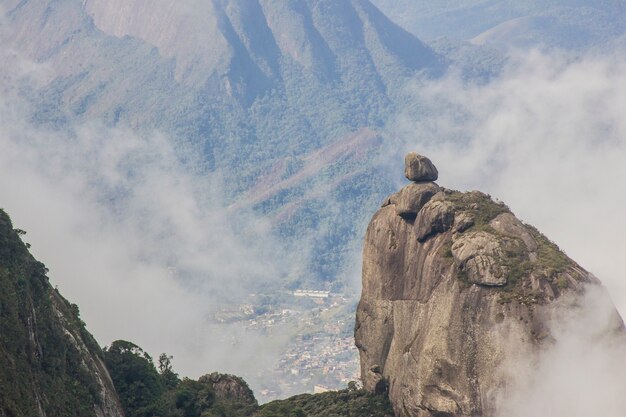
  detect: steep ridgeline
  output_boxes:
[0,210,124,417]
[355,153,625,417]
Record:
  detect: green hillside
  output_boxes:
[0,209,123,417]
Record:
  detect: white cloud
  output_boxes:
[496,286,626,417]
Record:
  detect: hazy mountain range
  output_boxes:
[6,0,624,293]
[2,0,448,289]
[371,0,626,50]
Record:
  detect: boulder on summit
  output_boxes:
[404,152,439,182]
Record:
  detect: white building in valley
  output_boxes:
[294,290,330,299]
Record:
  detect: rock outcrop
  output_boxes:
[355,153,625,417]
[200,372,258,407]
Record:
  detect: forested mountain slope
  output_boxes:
[1,0,445,287]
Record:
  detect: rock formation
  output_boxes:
[403,152,438,182]
[355,153,625,417]
[200,372,258,407]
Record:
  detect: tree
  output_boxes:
[103,340,165,417]
[159,353,180,389]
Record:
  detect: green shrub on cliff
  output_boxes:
[104,340,166,416]
[255,389,394,417]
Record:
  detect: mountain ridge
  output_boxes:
[0,209,124,417]
[371,0,626,51]
[1,0,446,286]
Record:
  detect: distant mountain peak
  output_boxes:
[81,0,442,96]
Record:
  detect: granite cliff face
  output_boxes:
[355,153,625,417]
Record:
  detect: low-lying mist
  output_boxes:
[2,38,625,409]
[0,46,306,387]
[496,285,626,417]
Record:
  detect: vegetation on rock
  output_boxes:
[0,209,122,417]
[255,389,394,417]
[441,188,584,301]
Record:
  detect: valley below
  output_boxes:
[212,291,361,402]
